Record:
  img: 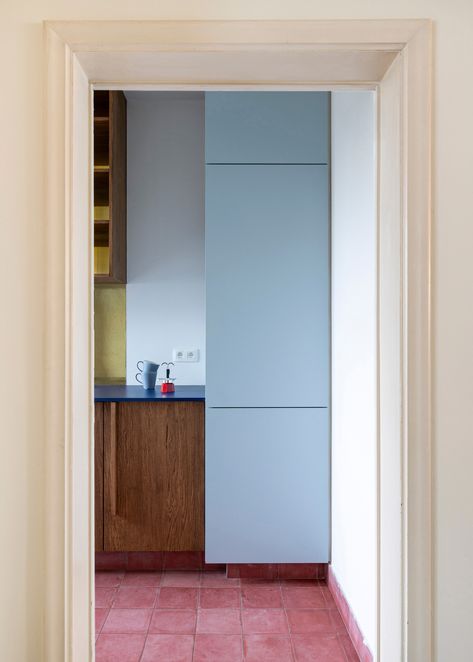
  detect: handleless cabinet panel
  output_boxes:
[205,407,330,563]
[205,92,329,164]
[95,403,104,552]
[206,164,329,408]
[103,401,204,551]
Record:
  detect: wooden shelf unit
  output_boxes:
[93,90,127,284]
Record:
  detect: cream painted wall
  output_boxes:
[331,90,377,654]
[1,2,472,661]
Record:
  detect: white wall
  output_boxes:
[331,91,377,653]
[2,2,473,661]
[126,92,205,385]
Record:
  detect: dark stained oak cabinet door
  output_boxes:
[108,91,127,283]
[103,402,204,552]
[95,403,104,552]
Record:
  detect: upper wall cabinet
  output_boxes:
[94,91,127,284]
[205,92,330,165]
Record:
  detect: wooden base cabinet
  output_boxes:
[95,403,104,551]
[98,401,204,552]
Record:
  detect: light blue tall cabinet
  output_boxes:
[205,92,330,563]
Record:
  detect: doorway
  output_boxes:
[44,20,432,662]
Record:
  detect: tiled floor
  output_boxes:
[95,570,360,661]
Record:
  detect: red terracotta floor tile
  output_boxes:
[244,634,294,662]
[278,564,323,581]
[95,633,145,662]
[157,587,198,609]
[95,572,124,587]
[282,586,326,609]
[286,609,335,634]
[292,633,347,662]
[280,579,323,588]
[203,562,226,572]
[161,570,201,587]
[193,634,243,662]
[95,574,358,661]
[200,588,241,609]
[95,587,117,608]
[126,552,163,572]
[225,565,240,579]
[321,587,338,608]
[113,586,158,609]
[329,608,347,633]
[240,578,282,586]
[102,608,152,634]
[121,572,161,587]
[141,634,194,662]
[228,564,278,580]
[96,552,128,572]
[201,571,240,587]
[149,609,197,634]
[197,609,242,634]
[241,609,289,634]
[338,633,361,662]
[163,551,203,570]
[241,586,283,608]
[95,608,109,634]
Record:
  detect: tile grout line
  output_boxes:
[190,570,201,662]
[281,581,298,662]
[239,579,245,661]
[138,570,158,662]
[337,632,353,662]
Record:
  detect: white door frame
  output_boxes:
[44,20,432,662]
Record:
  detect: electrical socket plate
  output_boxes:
[173,348,200,363]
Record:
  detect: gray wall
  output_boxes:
[126,92,205,385]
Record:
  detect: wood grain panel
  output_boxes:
[104,402,204,552]
[109,90,127,283]
[94,403,104,552]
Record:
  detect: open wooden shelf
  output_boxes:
[93,90,127,284]
[94,221,110,247]
[94,91,110,118]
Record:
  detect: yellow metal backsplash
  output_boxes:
[94,285,126,384]
[94,246,110,275]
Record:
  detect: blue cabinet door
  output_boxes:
[206,164,329,408]
[205,407,330,563]
[205,92,330,164]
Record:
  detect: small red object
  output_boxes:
[161,382,175,393]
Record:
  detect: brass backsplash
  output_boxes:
[94,285,126,384]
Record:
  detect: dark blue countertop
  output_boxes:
[95,385,205,402]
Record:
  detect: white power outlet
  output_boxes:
[173,348,200,363]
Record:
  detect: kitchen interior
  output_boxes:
[94,90,376,662]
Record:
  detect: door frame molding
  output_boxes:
[44,19,432,662]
